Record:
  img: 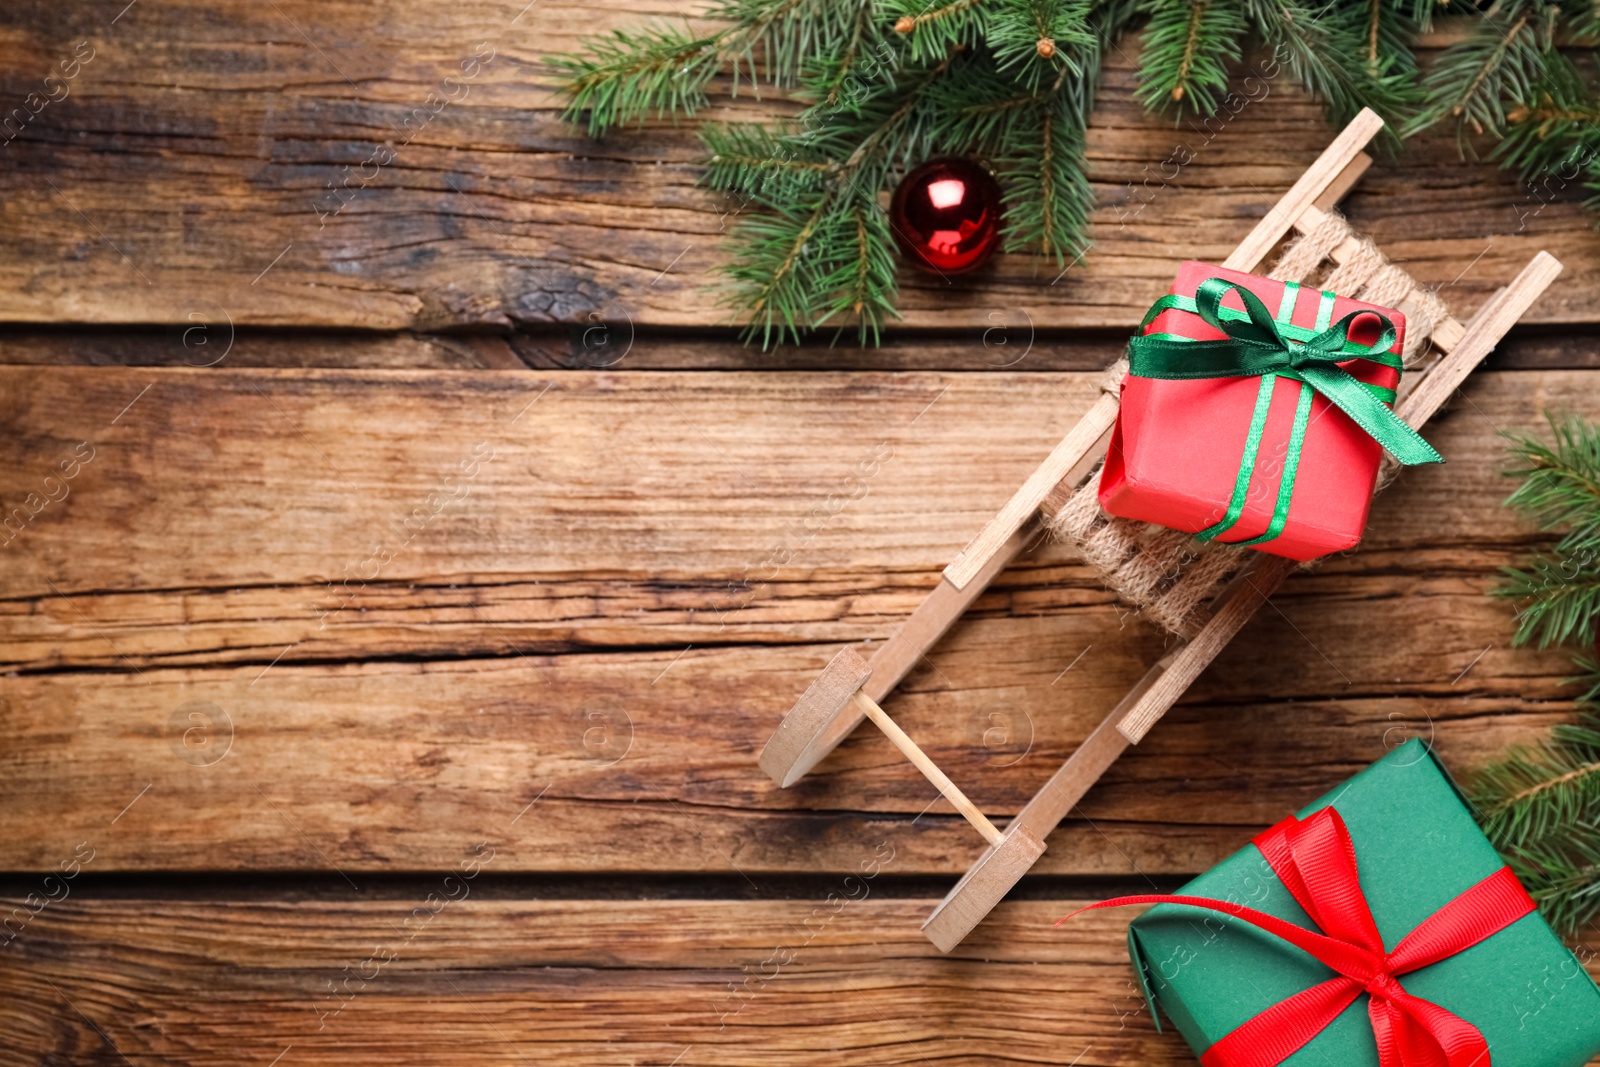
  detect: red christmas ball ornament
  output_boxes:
[889,157,1003,275]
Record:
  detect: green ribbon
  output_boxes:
[1127,277,1441,546]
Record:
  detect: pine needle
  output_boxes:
[1493,413,1600,647]
[996,98,1092,264]
[1491,49,1600,207]
[1136,0,1245,115]
[1405,0,1556,148]
[552,26,728,136]
[1238,0,1413,141]
[1476,711,1600,847]
[1473,667,1600,937]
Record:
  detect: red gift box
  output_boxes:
[1098,261,1407,561]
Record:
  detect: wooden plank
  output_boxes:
[4,366,1595,669]
[764,521,1039,788]
[1314,152,1372,212]
[0,608,1585,875]
[0,366,1597,875]
[6,897,1594,1065]
[1009,695,1132,840]
[0,330,530,370]
[0,367,1089,606]
[1,6,1598,330]
[759,648,872,788]
[921,825,1049,951]
[865,523,1035,702]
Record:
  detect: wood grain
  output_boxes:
[0,365,1595,877]
[1115,556,1300,743]
[853,686,1006,847]
[0,607,1580,875]
[1398,252,1565,429]
[1221,107,1384,274]
[865,523,1036,700]
[1,5,1597,333]
[6,897,1593,1066]
[944,392,1120,590]
[789,523,1043,785]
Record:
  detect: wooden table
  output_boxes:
[2,4,1598,1064]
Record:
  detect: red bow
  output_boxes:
[1065,808,1536,1067]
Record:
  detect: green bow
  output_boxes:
[1127,277,1441,547]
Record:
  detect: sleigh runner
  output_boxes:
[757,108,1563,952]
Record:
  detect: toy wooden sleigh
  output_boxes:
[757,109,1564,952]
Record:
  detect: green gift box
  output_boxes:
[1125,739,1600,1067]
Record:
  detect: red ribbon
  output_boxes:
[1064,807,1536,1067]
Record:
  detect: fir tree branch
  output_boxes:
[552,26,729,136]
[556,0,1600,347]
[1489,758,1600,816]
[997,99,1092,263]
[1511,100,1600,126]
[821,2,876,107]
[717,49,966,346]
[1039,103,1059,248]
[1507,831,1600,934]
[1400,0,1457,34]
[891,0,1092,85]
[1478,419,1600,935]
[701,124,836,214]
[818,192,898,342]
[1238,0,1413,138]
[1135,0,1246,114]
[1061,0,1142,123]
[987,0,1093,82]
[1473,642,1600,936]
[1499,558,1600,648]
[721,0,884,89]
[895,0,986,38]
[1564,0,1600,39]
[1504,412,1600,556]
[1493,414,1600,648]
[852,206,873,311]
[760,207,827,312]
[1458,12,1533,117]
[1491,48,1600,192]
[1406,0,1556,146]
[1361,0,1424,78]
[1367,0,1382,71]
[553,0,890,135]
